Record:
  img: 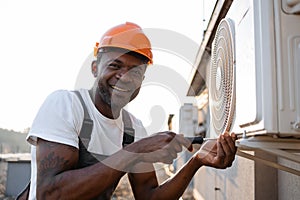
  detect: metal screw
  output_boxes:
[294,122,300,130]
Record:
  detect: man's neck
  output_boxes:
[88,89,121,119]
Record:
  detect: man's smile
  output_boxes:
[110,85,131,92]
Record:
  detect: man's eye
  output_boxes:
[109,64,120,69]
[130,69,142,76]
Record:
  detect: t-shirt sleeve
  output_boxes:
[26,90,84,148]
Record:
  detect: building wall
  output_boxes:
[193,155,255,200]
[277,158,300,200]
[191,146,300,200]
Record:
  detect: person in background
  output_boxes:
[23,22,237,200]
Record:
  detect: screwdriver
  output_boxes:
[184,136,216,144]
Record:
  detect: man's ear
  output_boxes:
[91,60,98,78]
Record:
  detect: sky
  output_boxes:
[0,0,215,133]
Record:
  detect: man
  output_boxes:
[25,22,237,199]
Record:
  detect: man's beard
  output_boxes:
[97,85,131,115]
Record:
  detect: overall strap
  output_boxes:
[122,110,135,147]
[73,90,94,147]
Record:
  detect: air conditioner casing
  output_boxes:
[209,0,300,138]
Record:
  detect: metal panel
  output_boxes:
[5,161,31,197]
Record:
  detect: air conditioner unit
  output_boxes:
[208,0,300,138]
[179,103,198,137]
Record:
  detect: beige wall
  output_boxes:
[193,155,255,200]
[277,158,300,200]
[191,151,300,200]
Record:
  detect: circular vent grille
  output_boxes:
[209,18,235,136]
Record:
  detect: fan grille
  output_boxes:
[209,18,235,136]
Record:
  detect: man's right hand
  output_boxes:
[125,132,192,164]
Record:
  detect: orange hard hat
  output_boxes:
[94,22,153,64]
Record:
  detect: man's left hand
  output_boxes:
[194,132,237,169]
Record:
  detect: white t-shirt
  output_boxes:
[26,89,148,199]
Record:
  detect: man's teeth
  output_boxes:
[111,85,130,92]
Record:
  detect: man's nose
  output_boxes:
[116,69,132,82]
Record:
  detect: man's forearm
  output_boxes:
[37,148,139,199]
[149,156,202,200]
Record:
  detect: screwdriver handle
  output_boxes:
[185,136,204,144]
